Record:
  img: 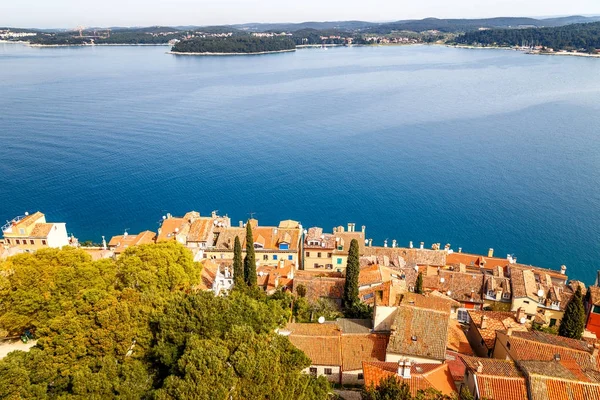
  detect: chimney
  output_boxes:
[362,225,366,235]
[101,236,107,250]
[476,362,483,374]
[166,213,172,219]
[368,239,373,247]
[409,241,413,249]
[384,240,388,248]
[488,248,494,258]
[480,315,488,329]
[397,359,411,379]
[444,243,450,251]
[348,223,354,232]
[458,247,462,253]
[239,221,243,228]
[560,265,567,275]
[279,260,285,269]
[392,239,397,248]
[507,327,514,336]
[470,289,475,301]
[212,210,217,218]
[420,242,424,250]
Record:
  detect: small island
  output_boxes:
[170,35,297,55]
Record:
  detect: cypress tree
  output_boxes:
[415,272,424,294]
[243,221,257,287]
[232,236,244,287]
[343,239,360,308]
[559,286,585,339]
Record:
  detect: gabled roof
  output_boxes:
[30,223,54,238]
[362,361,456,396]
[359,264,383,286]
[588,286,600,307]
[447,319,474,355]
[399,292,460,313]
[108,230,156,254]
[387,305,449,361]
[363,247,446,267]
[157,217,187,242]
[467,310,526,350]
[293,275,344,303]
[461,355,528,400]
[187,217,214,242]
[519,360,600,400]
[288,334,342,366]
[422,270,484,304]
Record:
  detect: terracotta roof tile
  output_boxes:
[422,270,484,304]
[447,319,474,355]
[362,361,456,396]
[467,310,526,350]
[293,275,344,303]
[588,286,600,306]
[475,375,529,400]
[399,292,459,313]
[288,335,342,366]
[108,230,156,254]
[387,305,449,361]
[187,217,214,242]
[445,351,466,381]
[363,247,446,268]
[462,355,523,377]
[520,360,600,400]
[30,223,54,237]
[359,264,383,286]
[341,333,389,370]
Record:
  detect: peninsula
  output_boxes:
[170,35,297,55]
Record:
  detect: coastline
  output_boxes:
[168,48,296,56]
[448,44,600,58]
[27,43,171,48]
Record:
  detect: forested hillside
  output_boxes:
[454,22,600,51]
[172,36,296,53]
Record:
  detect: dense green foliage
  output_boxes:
[343,239,360,309]
[172,36,296,53]
[0,244,330,399]
[28,30,182,45]
[415,272,424,294]
[454,22,600,52]
[244,222,257,287]
[233,236,244,287]
[559,286,586,340]
[363,375,457,400]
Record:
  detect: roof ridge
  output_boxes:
[510,335,591,354]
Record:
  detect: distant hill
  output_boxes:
[453,21,600,51]
[230,20,376,32]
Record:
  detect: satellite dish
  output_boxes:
[175,228,179,233]
[537,289,545,297]
[447,291,452,296]
[318,316,325,324]
[162,215,166,220]
[520,317,527,324]
[258,271,264,277]
[24,211,29,216]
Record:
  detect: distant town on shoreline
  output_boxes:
[3,15,600,56]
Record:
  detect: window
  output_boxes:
[503,293,511,300]
[30,240,34,245]
[309,367,317,376]
[263,255,269,261]
[327,253,332,258]
[16,240,20,245]
[457,309,469,323]
[337,245,343,251]
[42,240,46,245]
[273,255,278,260]
[593,305,600,314]
[324,368,332,375]
[220,254,224,259]
[203,254,207,258]
[474,304,481,310]
[288,255,293,261]
[487,290,495,297]
[314,263,319,268]
[5,239,9,244]
[279,243,289,250]
[306,252,310,257]
[336,258,342,265]
[363,293,374,300]
[507,341,511,350]
[19,228,25,235]
[358,373,364,380]
[317,252,321,258]
[549,318,557,327]
[523,300,530,304]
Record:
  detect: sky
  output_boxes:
[2,0,600,28]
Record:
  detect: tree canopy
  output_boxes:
[0,244,330,399]
[244,222,257,287]
[233,235,244,287]
[558,286,585,340]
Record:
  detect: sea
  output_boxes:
[1,43,599,283]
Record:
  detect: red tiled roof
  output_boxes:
[461,355,523,377]
[475,375,529,400]
[520,361,600,400]
[362,362,456,396]
[288,335,342,366]
[445,351,466,381]
[468,310,526,350]
[293,275,344,303]
[447,319,474,355]
[359,264,383,286]
[422,270,484,304]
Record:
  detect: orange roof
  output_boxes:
[157,217,187,241]
[108,231,156,254]
[30,223,54,237]
[399,292,459,313]
[187,218,214,242]
[447,319,473,355]
[286,324,342,366]
[475,375,529,400]
[362,362,456,396]
[519,360,600,400]
[468,310,526,350]
[341,333,389,371]
[12,211,44,229]
[359,264,383,286]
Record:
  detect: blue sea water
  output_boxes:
[1,43,599,283]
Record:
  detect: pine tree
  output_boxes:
[415,272,424,294]
[559,286,585,340]
[343,239,360,309]
[232,236,244,287]
[243,221,257,287]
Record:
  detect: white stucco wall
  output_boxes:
[46,223,69,248]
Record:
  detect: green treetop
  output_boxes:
[233,236,244,287]
[415,272,424,294]
[558,286,585,340]
[343,239,360,309]
[244,222,257,287]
